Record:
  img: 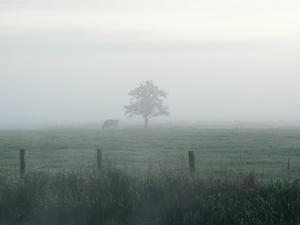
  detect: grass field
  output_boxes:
[1,122,300,224]
[1,122,300,179]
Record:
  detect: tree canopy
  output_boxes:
[124,80,170,129]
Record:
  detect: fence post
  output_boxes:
[20,149,25,176]
[97,149,102,170]
[188,151,195,176]
[287,158,290,178]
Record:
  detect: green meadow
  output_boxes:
[1,122,300,224]
[1,122,300,178]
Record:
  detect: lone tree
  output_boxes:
[124,80,170,129]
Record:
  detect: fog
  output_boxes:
[1,0,300,128]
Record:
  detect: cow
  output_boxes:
[102,119,118,130]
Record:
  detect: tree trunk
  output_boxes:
[144,117,149,129]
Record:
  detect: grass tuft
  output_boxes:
[1,168,300,224]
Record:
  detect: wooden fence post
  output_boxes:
[97,149,102,170]
[20,149,25,176]
[287,158,290,178]
[188,151,195,176]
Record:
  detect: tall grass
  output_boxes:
[1,167,299,225]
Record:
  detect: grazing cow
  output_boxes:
[102,119,118,129]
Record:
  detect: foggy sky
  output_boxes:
[1,0,300,126]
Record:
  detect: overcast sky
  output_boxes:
[1,0,300,126]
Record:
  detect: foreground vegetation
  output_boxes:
[1,167,300,225]
[1,123,300,224]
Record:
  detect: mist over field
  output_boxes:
[1,0,300,129]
